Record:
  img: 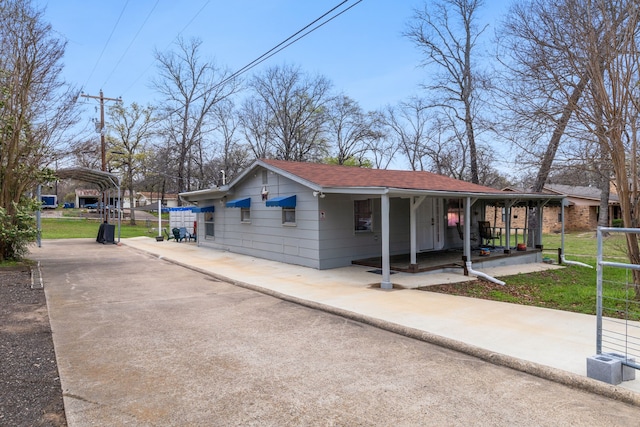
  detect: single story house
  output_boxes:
[138,192,179,208]
[180,159,564,288]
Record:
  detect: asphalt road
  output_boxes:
[35,240,640,426]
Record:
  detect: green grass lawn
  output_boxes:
[427,231,640,319]
[40,217,159,239]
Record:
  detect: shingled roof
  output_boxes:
[261,159,504,194]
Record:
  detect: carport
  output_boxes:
[41,167,121,244]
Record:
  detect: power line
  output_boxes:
[82,0,131,90]
[121,0,212,97]
[217,0,363,89]
[102,0,161,89]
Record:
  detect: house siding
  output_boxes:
[317,196,412,269]
[196,168,322,269]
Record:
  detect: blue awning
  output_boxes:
[191,205,215,213]
[226,197,251,208]
[266,195,296,208]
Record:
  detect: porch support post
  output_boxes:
[503,199,517,253]
[464,197,472,262]
[409,196,425,270]
[410,197,417,266]
[381,192,392,289]
[536,201,545,248]
[561,198,566,260]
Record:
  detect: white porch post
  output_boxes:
[410,197,417,265]
[536,203,545,247]
[464,197,471,261]
[381,192,392,289]
[533,202,546,248]
[409,196,425,270]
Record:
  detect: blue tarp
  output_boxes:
[265,195,296,208]
[226,197,251,208]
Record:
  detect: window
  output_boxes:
[204,212,214,238]
[262,170,268,184]
[354,199,373,232]
[283,208,296,225]
[241,207,251,222]
[447,199,463,227]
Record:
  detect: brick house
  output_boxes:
[486,184,621,234]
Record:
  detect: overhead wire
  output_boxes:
[120,0,211,97]
[217,0,356,87]
[121,0,361,102]
[102,0,161,89]
[82,0,131,90]
[154,0,363,118]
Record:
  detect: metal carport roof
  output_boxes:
[55,167,120,191]
[51,167,121,244]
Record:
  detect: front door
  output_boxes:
[416,198,442,251]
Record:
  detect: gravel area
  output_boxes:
[0,266,66,427]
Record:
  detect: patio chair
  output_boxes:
[172,227,184,242]
[478,221,501,247]
[179,227,195,242]
[163,228,174,241]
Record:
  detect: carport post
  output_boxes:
[158,199,162,238]
[380,192,392,289]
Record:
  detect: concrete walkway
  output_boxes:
[119,237,640,403]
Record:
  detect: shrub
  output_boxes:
[0,199,39,262]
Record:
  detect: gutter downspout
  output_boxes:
[560,198,593,268]
[465,197,506,286]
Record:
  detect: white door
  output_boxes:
[416,198,443,251]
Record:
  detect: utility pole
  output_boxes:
[80,90,122,221]
[80,90,121,171]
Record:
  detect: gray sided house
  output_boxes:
[180,159,564,288]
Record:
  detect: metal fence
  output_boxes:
[596,227,640,370]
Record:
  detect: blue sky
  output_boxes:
[38,0,512,171]
[39,1,509,110]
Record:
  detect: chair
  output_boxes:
[163,228,174,241]
[172,227,183,242]
[179,227,195,242]
[478,221,501,247]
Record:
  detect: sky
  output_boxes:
[37,0,511,167]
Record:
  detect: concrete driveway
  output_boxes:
[35,240,640,426]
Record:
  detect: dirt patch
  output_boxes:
[419,279,542,304]
[0,266,66,427]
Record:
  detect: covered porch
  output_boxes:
[373,191,565,289]
[353,246,544,273]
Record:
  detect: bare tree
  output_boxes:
[500,0,640,288]
[580,0,640,290]
[362,111,395,169]
[153,37,240,195]
[405,0,488,183]
[0,0,78,260]
[239,97,273,159]
[210,99,251,184]
[325,95,380,165]
[384,97,435,171]
[247,64,332,162]
[106,102,156,224]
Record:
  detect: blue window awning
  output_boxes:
[191,205,215,213]
[266,195,296,208]
[226,197,251,208]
